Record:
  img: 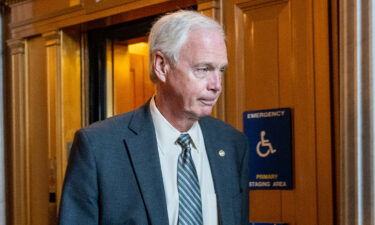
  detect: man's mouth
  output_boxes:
[199,98,217,106]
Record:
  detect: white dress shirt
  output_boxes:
[150,97,218,225]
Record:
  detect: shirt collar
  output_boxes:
[150,97,201,154]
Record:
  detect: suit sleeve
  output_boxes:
[240,133,250,225]
[58,130,99,225]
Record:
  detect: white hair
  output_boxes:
[148,10,225,83]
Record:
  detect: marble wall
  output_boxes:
[340,0,375,224]
[0,13,5,225]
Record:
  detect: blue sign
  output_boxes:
[249,223,287,225]
[243,108,292,190]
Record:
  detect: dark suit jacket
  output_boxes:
[59,102,249,225]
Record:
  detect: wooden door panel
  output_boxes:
[239,1,293,222]
[28,36,50,225]
[243,2,291,110]
[113,43,133,115]
[224,0,332,224]
[131,53,154,109]
[113,43,154,115]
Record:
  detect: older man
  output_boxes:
[59,10,249,225]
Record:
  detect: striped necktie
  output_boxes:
[176,133,203,225]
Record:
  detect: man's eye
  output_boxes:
[197,67,209,72]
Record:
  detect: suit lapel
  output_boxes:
[124,103,169,225]
[200,118,235,225]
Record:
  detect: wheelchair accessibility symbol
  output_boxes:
[256,130,277,158]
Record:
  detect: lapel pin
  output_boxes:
[218,150,225,157]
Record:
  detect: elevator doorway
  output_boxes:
[87,15,157,124]
[110,39,154,116]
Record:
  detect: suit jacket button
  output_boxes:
[218,150,225,157]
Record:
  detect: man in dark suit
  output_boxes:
[59,10,249,225]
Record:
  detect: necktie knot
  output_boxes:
[176,133,192,150]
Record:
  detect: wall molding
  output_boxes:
[6,37,30,225]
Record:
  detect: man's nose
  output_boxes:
[208,72,222,92]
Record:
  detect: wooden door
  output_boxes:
[109,40,154,116]
[223,0,333,224]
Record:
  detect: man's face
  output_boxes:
[164,28,228,120]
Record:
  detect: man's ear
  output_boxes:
[153,51,170,82]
